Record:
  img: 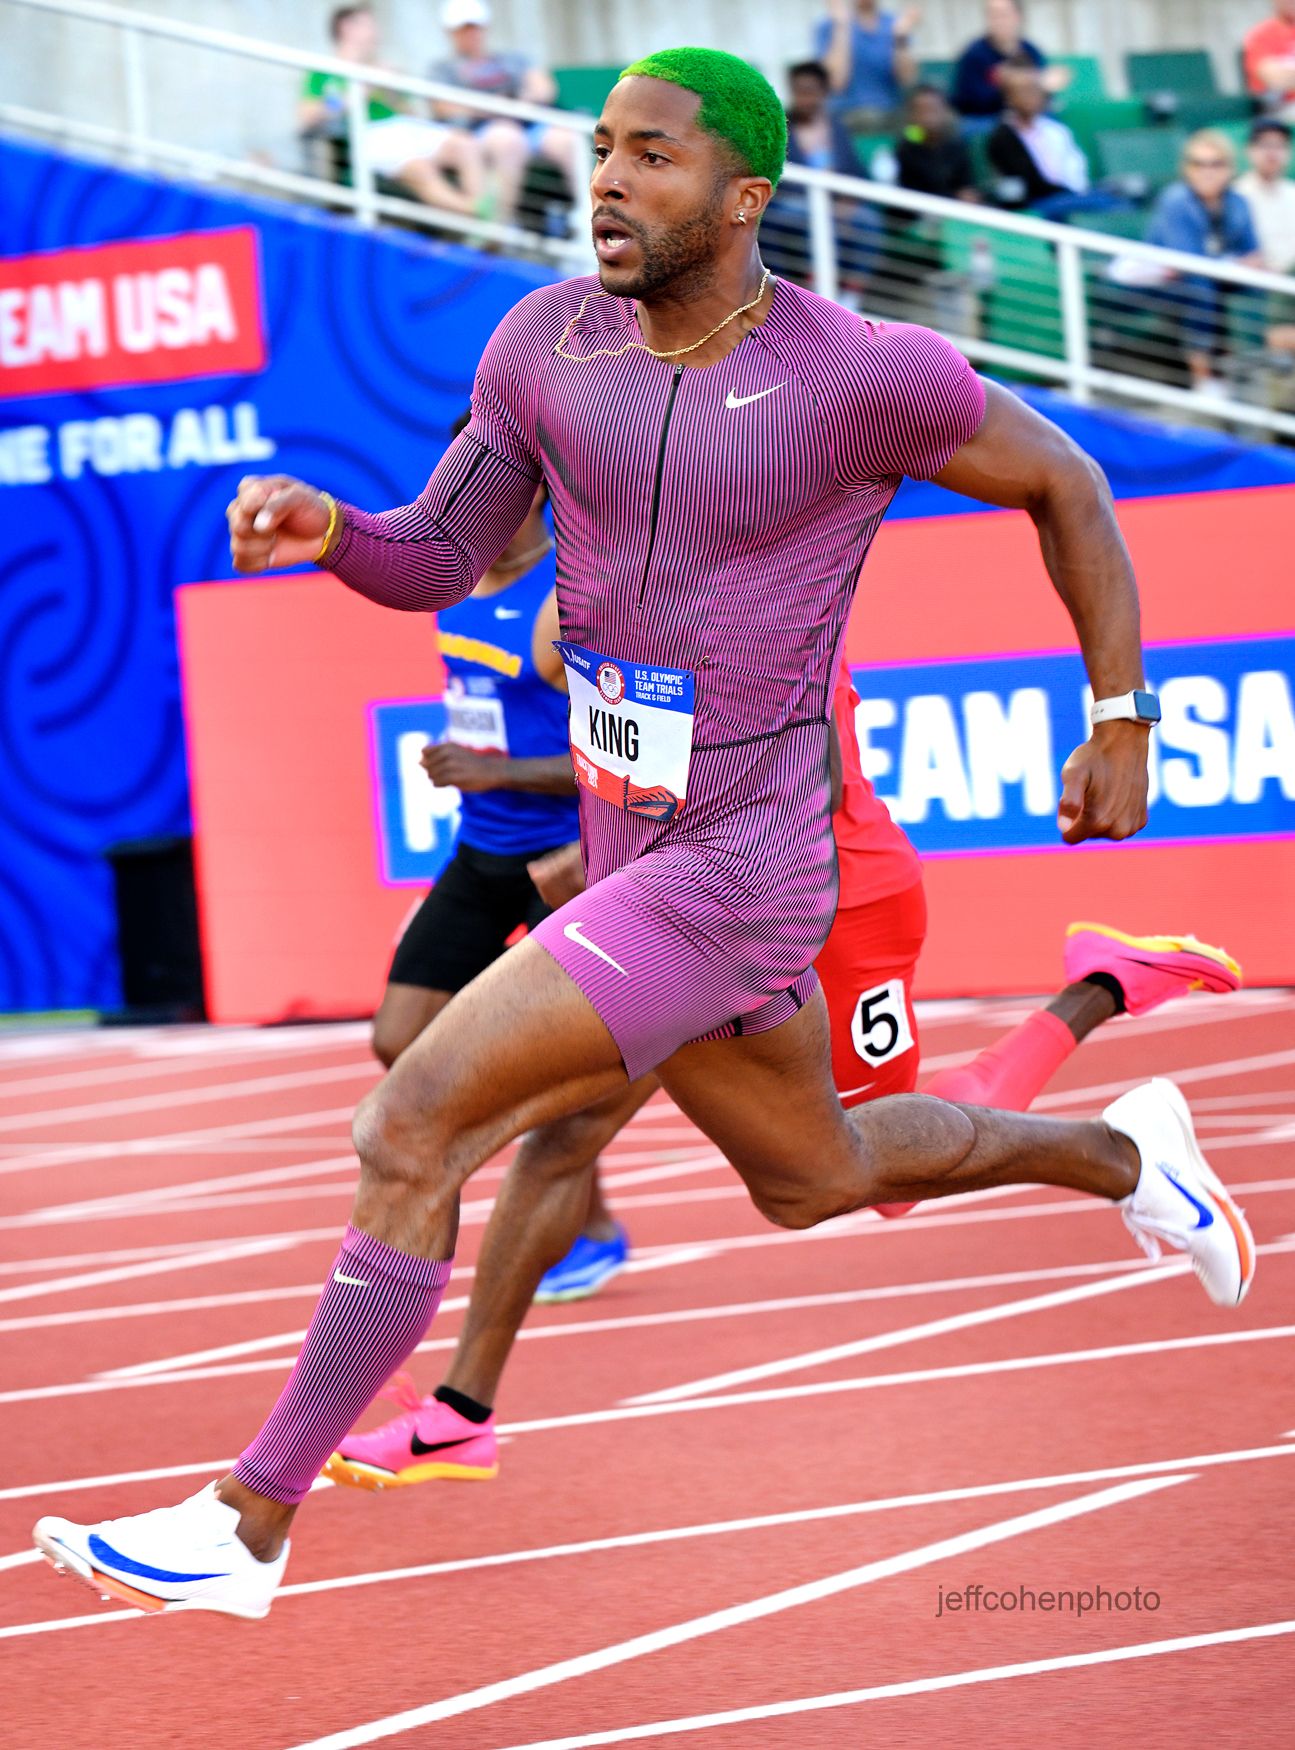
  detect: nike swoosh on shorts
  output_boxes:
[562,920,628,976]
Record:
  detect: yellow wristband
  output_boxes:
[314,492,340,564]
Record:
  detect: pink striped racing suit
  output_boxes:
[328,275,985,1078]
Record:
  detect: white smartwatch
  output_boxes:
[1090,689,1161,728]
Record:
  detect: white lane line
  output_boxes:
[0,1230,342,1280]
[5,1141,714,1226]
[2,1245,1219,1338]
[2,1169,1288,1296]
[9,1180,753,1231]
[55,1234,1295,1388]
[0,1036,369,1100]
[0,1237,298,1306]
[499,1326,1295,1438]
[283,1478,1186,1749]
[0,1458,235,1504]
[22,1155,359,1226]
[7,1315,1290,1415]
[97,1242,1265,1384]
[95,1254,1198,1381]
[0,1548,41,1573]
[484,1620,1295,1750]
[1029,1047,1295,1112]
[1191,1090,1295,1111]
[627,1262,1186,1405]
[0,1104,359,1178]
[0,1282,332,1335]
[6,1440,1294,1611]
[0,1061,380,1135]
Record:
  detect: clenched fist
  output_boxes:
[226,475,336,573]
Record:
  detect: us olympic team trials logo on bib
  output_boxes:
[596,661,626,706]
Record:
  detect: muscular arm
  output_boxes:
[328,433,543,611]
[931,380,1149,842]
[420,743,574,794]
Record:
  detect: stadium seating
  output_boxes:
[1053,55,1108,104]
[1095,127,1188,197]
[1063,99,1146,171]
[918,58,957,92]
[553,65,622,116]
[941,219,1064,362]
[1126,50,1219,101]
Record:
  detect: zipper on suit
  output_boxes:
[637,363,684,606]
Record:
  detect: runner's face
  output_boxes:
[590,78,734,298]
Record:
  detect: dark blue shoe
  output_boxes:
[533,1226,630,1304]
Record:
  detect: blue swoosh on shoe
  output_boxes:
[1156,1164,1215,1231]
[87,1533,229,1584]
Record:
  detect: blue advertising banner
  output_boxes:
[0,135,549,1010]
[849,634,1295,855]
[368,698,459,886]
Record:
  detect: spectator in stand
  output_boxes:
[299,4,486,219]
[951,0,1068,123]
[814,0,920,132]
[988,61,1128,221]
[1244,1,1295,123]
[762,61,883,289]
[1146,130,1262,396]
[427,0,583,227]
[1237,118,1295,272]
[896,84,981,200]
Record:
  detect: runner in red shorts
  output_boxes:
[325,663,1240,1489]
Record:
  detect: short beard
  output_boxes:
[599,182,729,301]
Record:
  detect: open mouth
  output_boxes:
[593,216,637,261]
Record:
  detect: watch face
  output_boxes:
[1133,690,1162,725]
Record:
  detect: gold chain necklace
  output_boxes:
[555,268,773,363]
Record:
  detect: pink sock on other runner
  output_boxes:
[874,1009,1077,1220]
[234,1225,452,1505]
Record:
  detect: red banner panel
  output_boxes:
[0,227,266,397]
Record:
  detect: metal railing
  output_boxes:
[5,0,1295,438]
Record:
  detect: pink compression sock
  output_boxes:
[874,1009,1077,1220]
[234,1225,452,1504]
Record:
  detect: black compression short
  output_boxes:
[386,840,568,994]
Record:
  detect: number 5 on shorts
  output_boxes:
[850,978,915,1066]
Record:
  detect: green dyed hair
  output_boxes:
[619,47,787,188]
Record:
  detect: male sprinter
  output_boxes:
[329,666,1241,1488]
[34,48,1255,1620]
[372,411,635,1299]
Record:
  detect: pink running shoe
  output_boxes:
[323,1375,498,1491]
[1064,923,1242,1017]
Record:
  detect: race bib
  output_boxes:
[557,641,695,823]
[444,676,508,753]
[850,978,915,1066]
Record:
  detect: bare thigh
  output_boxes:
[658,987,867,1228]
[353,937,631,1251]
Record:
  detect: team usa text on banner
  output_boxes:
[852,634,1295,855]
[0,226,266,397]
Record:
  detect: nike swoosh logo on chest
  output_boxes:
[725,383,786,409]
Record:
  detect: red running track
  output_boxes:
[1,994,1293,1748]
